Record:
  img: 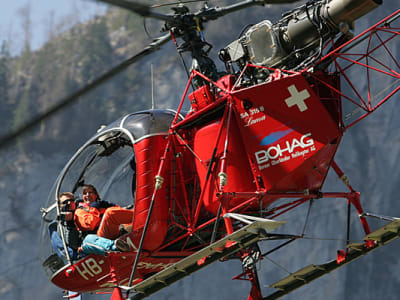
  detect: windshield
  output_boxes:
[64,137,135,205]
[40,130,136,277]
[40,110,179,278]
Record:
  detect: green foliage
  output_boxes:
[110,9,142,32]
[0,41,10,102]
[32,45,48,80]
[12,91,30,152]
[0,41,11,136]
[78,18,113,81]
[5,8,178,154]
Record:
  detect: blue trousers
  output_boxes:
[81,234,116,255]
[49,221,79,260]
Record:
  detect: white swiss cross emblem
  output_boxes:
[284,84,311,112]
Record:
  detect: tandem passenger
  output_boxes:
[75,184,133,254]
[73,184,115,232]
[75,184,135,240]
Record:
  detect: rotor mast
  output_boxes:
[97,0,301,83]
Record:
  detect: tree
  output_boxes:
[0,41,10,101]
[17,3,32,54]
[0,41,11,137]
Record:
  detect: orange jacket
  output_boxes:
[74,207,104,232]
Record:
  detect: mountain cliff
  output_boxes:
[0,1,399,299]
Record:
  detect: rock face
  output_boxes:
[0,2,399,300]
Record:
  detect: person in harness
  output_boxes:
[73,184,114,233]
[75,184,135,240]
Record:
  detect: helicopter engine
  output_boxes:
[224,0,382,70]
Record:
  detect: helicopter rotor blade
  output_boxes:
[95,0,176,22]
[195,0,301,21]
[1,0,304,151]
[262,0,301,3]
[0,33,171,151]
[96,0,301,24]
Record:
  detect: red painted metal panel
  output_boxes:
[133,135,169,250]
[51,252,182,293]
[189,85,215,111]
[193,119,256,214]
[232,73,341,191]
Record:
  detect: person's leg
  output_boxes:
[49,221,77,259]
[49,222,66,258]
[97,207,134,239]
[81,234,114,255]
[81,234,131,255]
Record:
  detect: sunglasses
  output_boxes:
[60,199,75,212]
[61,199,75,205]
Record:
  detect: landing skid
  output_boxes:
[264,219,400,299]
[122,218,285,299]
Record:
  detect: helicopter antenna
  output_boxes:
[151,64,155,109]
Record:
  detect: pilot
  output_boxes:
[48,192,82,260]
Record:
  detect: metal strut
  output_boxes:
[234,245,264,300]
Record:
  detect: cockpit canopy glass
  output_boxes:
[40,109,179,277]
[40,130,135,273]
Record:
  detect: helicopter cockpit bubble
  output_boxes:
[40,109,182,279]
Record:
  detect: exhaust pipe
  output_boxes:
[287,0,383,50]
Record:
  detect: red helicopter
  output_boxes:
[37,0,400,299]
